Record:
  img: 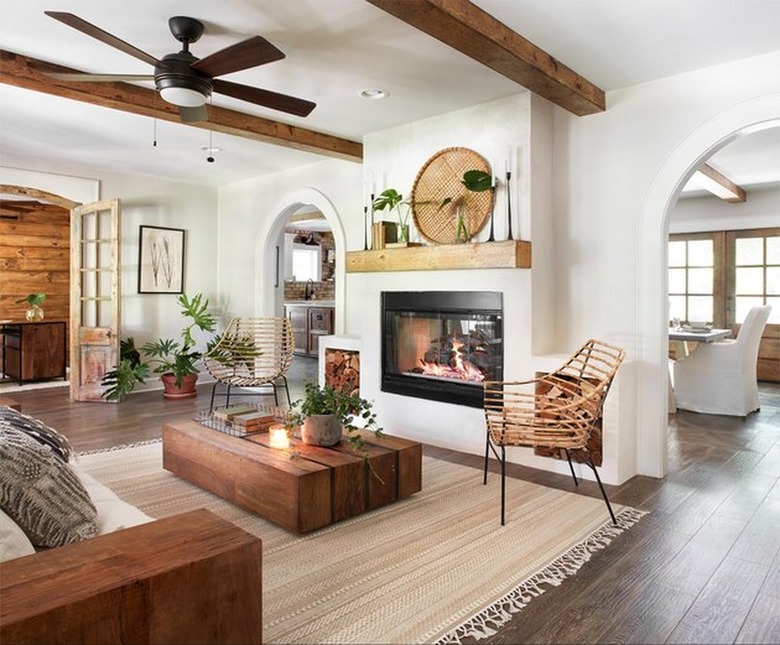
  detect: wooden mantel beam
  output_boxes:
[365,0,605,116]
[0,50,362,162]
[696,163,747,203]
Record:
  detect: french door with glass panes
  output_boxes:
[669,228,779,382]
[70,199,120,401]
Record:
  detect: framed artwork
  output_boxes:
[138,225,185,293]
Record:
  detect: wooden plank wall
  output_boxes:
[0,201,70,321]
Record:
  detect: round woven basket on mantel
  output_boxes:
[411,147,495,245]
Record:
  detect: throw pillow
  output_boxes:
[0,406,73,462]
[0,425,98,547]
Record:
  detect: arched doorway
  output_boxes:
[636,97,780,478]
[255,188,348,331]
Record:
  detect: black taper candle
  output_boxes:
[370,193,375,250]
[506,170,513,241]
[487,186,496,242]
[363,205,368,250]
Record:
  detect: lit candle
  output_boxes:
[269,425,290,450]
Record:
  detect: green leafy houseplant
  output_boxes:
[141,292,217,388]
[440,169,494,242]
[101,337,149,402]
[289,382,383,453]
[16,292,47,321]
[16,292,47,307]
[372,188,412,243]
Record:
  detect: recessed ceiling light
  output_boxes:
[359,88,389,100]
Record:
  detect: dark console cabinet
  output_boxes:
[1,321,67,383]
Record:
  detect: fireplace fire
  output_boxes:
[381,291,503,408]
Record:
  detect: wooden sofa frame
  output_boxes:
[0,509,263,644]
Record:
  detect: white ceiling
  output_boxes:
[1,0,779,192]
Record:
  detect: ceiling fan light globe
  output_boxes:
[160,86,207,107]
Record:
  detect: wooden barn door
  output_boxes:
[70,199,120,401]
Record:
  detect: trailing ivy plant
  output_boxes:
[289,382,383,454]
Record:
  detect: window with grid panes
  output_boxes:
[668,234,721,325]
[727,231,780,325]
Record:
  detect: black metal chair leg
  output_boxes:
[483,431,490,485]
[587,456,617,526]
[209,382,218,412]
[564,448,579,487]
[500,445,506,526]
[281,375,291,406]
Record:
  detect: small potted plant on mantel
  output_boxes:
[372,188,412,244]
[289,382,383,452]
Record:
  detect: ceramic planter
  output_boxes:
[300,414,343,446]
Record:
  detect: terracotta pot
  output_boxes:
[160,373,198,399]
[300,414,343,447]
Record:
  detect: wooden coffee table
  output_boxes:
[162,420,422,534]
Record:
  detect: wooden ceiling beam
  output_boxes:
[365,0,605,116]
[696,163,747,203]
[0,50,362,162]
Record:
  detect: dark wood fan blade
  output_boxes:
[45,11,161,68]
[212,79,315,117]
[179,105,209,123]
[45,73,154,82]
[191,36,284,78]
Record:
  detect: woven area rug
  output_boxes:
[77,441,646,644]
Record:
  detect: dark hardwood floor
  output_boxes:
[3,362,778,644]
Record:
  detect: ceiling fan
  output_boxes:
[42,11,316,123]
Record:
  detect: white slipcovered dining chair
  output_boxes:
[673,305,771,417]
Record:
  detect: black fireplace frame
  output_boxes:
[381,291,503,408]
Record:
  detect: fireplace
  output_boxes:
[381,291,503,408]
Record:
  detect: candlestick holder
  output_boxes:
[487,186,496,242]
[363,206,368,250]
[505,170,513,241]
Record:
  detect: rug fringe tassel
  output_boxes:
[76,438,162,457]
[435,507,648,645]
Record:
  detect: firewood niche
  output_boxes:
[345,239,531,273]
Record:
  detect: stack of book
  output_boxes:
[232,411,277,433]
[212,404,258,423]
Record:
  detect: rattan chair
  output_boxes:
[203,317,295,411]
[483,339,625,526]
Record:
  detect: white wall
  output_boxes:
[671,185,780,233]
[557,50,780,480]
[0,166,98,203]
[217,158,362,327]
[99,173,220,356]
[350,93,582,479]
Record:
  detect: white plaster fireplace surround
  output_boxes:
[342,93,628,486]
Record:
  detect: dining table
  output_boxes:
[668,327,732,344]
